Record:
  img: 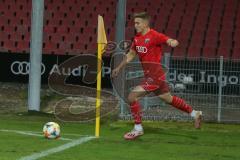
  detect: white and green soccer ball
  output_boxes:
[43,122,60,139]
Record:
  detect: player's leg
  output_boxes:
[124,85,148,140]
[128,85,147,124]
[158,92,202,128]
[158,92,193,113]
[154,81,202,129]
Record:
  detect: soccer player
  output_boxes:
[112,12,202,140]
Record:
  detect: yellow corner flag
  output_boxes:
[95,15,107,138]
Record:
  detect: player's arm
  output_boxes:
[157,33,179,47]
[111,49,136,78]
[166,38,179,47]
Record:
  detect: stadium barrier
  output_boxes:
[0,52,239,123]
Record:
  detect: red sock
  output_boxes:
[130,101,142,124]
[171,96,193,113]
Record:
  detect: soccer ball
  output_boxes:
[43,122,60,139]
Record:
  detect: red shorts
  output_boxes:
[140,75,170,95]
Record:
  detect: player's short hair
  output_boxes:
[133,12,151,22]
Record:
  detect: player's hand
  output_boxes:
[111,67,120,78]
[167,39,179,47]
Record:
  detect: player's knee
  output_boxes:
[163,98,172,104]
[159,94,173,104]
[128,94,137,104]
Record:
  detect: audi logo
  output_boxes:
[11,61,46,75]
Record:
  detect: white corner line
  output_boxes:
[18,136,96,160]
[0,129,72,141]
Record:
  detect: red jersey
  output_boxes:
[131,29,169,80]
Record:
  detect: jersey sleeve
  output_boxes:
[156,32,170,45]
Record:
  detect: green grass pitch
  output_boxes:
[0,113,240,160]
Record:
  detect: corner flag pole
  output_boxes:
[96,15,107,138]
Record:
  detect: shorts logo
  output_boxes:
[136,46,147,53]
[147,77,153,83]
